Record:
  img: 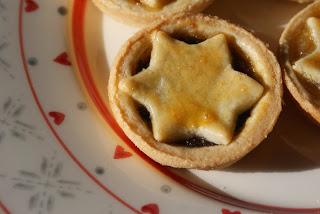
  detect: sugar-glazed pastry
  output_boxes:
[109,14,282,169]
[91,0,214,25]
[280,1,320,124]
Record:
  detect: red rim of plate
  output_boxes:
[12,0,320,213]
[0,200,10,214]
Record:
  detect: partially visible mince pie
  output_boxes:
[91,0,213,25]
[280,1,320,124]
[109,14,282,169]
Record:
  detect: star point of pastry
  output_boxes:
[293,17,320,86]
[119,31,264,145]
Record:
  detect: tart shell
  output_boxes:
[279,1,320,124]
[91,0,213,26]
[109,14,282,169]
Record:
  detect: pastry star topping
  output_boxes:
[294,17,320,86]
[119,31,264,145]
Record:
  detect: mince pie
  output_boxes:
[280,1,320,124]
[109,14,282,169]
[91,0,213,25]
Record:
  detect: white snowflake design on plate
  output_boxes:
[1,151,92,214]
[0,97,43,143]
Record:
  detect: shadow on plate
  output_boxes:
[206,0,308,51]
[225,92,320,172]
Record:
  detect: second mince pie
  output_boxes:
[91,0,214,25]
[280,1,320,124]
[109,14,282,169]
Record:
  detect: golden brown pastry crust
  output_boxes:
[91,0,214,26]
[279,1,320,124]
[109,14,282,169]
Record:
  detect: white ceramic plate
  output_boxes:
[1,0,320,213]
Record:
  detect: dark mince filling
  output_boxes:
[170,136,217,147]
[134,34,257,147]
[136,103,152,129]
[134,48,151,75]
[171,32,206,44]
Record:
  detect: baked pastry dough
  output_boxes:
[91,0,213,25]
[293,18,320,85]
[280,1,320,124]
[109,14,282,169]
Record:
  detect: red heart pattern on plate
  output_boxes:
[222,208,241,214]
[25,0,39,12]
[48,111,65,125]
[54,52,71,66]
[113,145,132,159]
[141,203,159,214]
